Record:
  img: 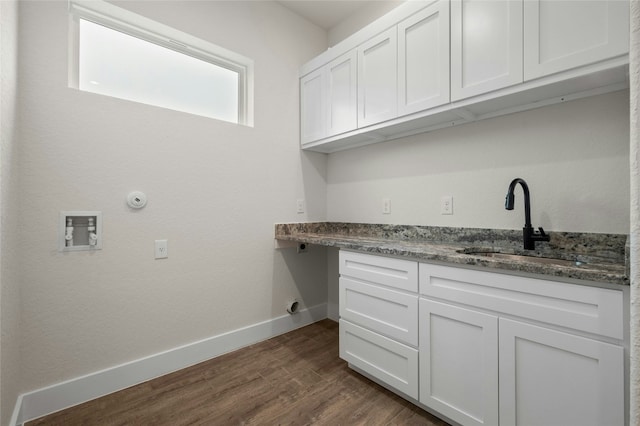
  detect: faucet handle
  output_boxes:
[537,227,551,242]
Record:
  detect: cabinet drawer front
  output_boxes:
[340,319,418,399]
[499,318,624,426]
[419,263,623,340]
[340,277,418,346]
[339,250,418,292]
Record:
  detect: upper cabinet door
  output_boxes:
[300,68,326,144]
[524,0,629,81]
[451,0,523,101]
[358,27,398,127]
[327,51,358,137]
[398,1,450,116]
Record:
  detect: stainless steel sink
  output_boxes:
[465,251,588,267]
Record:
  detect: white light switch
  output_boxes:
[155,240,168,259]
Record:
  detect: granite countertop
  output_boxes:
[275,222,629,286]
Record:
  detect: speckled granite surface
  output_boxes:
[275,222,629,286]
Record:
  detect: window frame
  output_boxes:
[68,0,254,126]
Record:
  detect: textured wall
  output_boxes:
[17,1,328,393]
[1,0,21,424]
[328,0,402,47]
[629,0,639,423]
[327,91,630,234]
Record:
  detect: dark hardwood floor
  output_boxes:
[27,319,450,425]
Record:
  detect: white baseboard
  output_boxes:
[9,394,23,426]
[13,303,327,425]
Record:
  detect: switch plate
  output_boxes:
[382,198,391,214]
[441,196,453,215]
[155,240,168,259]
[296,198,305,214]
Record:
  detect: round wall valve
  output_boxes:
[127,191,147,209]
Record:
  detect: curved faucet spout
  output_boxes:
[506,178,532,228]
[505,178,549,250]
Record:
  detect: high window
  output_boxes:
[69,0,254,125]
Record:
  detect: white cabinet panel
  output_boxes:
[340,319,419,399]
[499,318,624,426]
[451,0,523,100]
[398,1,450,115]
[420,299,499,426]
[358,27,398,127]
[300,68,325,144]
[420,263,623,339]
[327,51,357,136]
[340,250,418,293]
[524,0,629,80]
[340,277,418,346]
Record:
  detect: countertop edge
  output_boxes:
[275,226,629,287]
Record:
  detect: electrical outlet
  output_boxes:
[296,198,305,214]
[155,240,168,259]
[441,196,453,215]
[382,198,391,214]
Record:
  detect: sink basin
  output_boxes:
[465,251,588,267]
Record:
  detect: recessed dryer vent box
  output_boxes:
[59,211,102,252]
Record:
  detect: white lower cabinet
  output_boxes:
[340,276,418,346]
[498,318,624,426]
[338,251,625,426]
[339,320,419,399]
[338,251,419,399]
[419,299,499,426]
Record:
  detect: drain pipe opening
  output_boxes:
[286,300,299,315]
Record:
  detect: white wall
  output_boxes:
[327,91,630,234]
[0,0,21,424]
[17,0,328,394]
[328,0,402,46]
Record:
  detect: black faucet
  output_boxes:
[505,178,550,250]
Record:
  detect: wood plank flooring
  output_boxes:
[27,319,450,426]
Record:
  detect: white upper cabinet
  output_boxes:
[398,1,450,115]
[327,51,358,136]
[451,0,523,101]
[358,27,398,127]
[299,0,629,152]
[300,51,357,144]
[300,68,325,144]
[524,0,629,80]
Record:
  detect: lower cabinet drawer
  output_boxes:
[340,277,418,346]
[339,319,418,399]
[419,263,623,340]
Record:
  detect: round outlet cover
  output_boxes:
[127,191,147,209]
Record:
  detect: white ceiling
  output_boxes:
[277,1,377,30]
